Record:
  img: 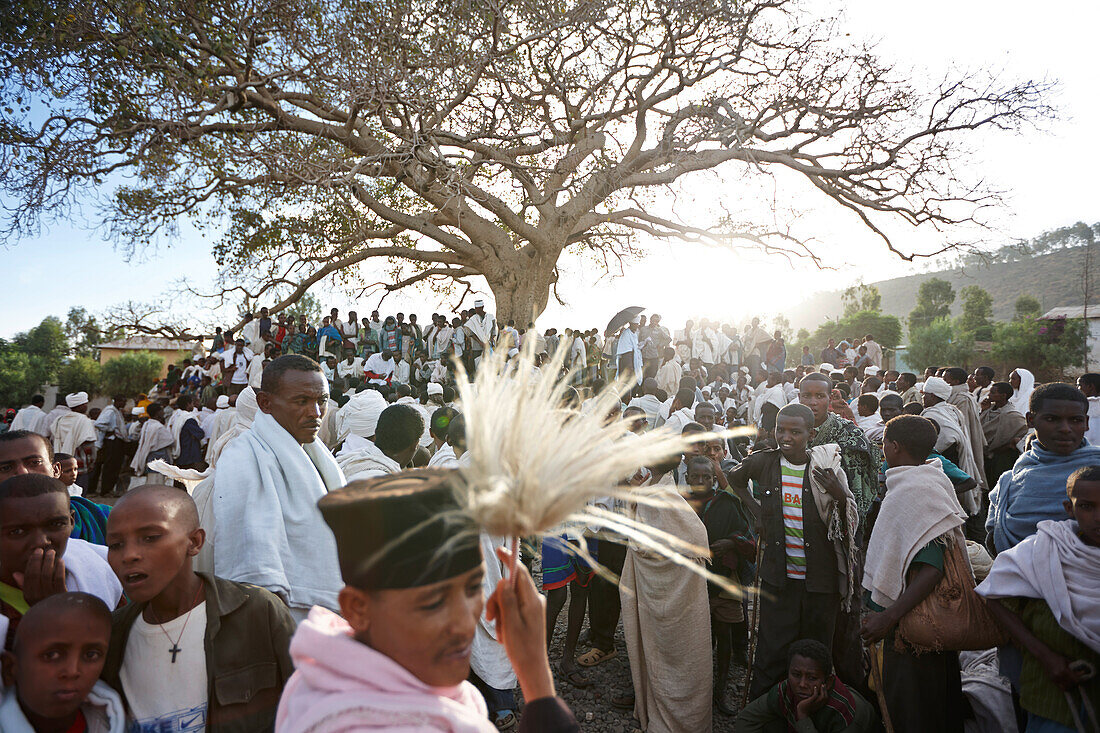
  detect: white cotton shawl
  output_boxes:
[336,435,402,482]
[471,533,518,690]
[213,411,346,611]
[855,412,885,442]
[922,401,982,514]
[863,461,968,609]
[976,519,1100,653]
[51,411,97,455]
[167,408,197,458]
[10,404,49,435]
[0,680,125,733]
[395,396,433,447]
[204,406,236,451]
[1008,368,1035,416]
[129,419,174,473]
[335,389,388,443]
[427,442,458,468]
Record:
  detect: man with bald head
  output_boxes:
[213,354,347,623]
[103,485,295,731]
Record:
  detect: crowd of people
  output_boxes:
[0,301,1097,733]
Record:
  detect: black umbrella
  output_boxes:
[605,306,645,337]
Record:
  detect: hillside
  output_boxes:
[785,245,1100,332]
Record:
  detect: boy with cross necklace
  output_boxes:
[102,485,296,732]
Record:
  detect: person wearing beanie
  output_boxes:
[276,471,580,732]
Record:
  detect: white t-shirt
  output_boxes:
[223,349,253,385]
[120,602,209,733]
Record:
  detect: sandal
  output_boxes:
[559,666,593,688]
[576,647,617,667]
[493,711,516,730]
[610,692,635,710]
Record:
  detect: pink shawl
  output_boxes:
[276,607,493,733]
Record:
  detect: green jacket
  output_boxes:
[102,573,296,732]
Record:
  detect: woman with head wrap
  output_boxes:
[1008,368,1036,415]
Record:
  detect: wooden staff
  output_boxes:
[739,538,766,708]
[869,641,895,733]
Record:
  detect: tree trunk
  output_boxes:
[485,258,556,326]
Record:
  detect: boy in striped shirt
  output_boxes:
[728,403,850,698]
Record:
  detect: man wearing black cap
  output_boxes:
[213,355,346,623]
[276,471,580,732]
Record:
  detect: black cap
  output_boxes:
[318,470,481,590]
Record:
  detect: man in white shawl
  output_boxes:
[9,395,49,436]
[336,402,422,482]
[129,403,174,488]
[202,394,231,440]
[921,377,983,519]
[362,349,396,386]
[213,355,346,622]
[165,393,198,460]
[615,317,643,385]
[466,299,496,367]
[620,454,713,733]
[944,367,988,489]
[93,395,129,497]
[977,465,1100,730]
[51,392,98,492]
[627,378,664,428]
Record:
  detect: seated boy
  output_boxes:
[0,473,123,651]
[101,484,295,732]
[861,415,969,732]
[0,592,124,732]
[735,639,877,732]
[978,465,1100,732]
[277,471,578,731]
[727,403,857,698]
[683,455,755,715]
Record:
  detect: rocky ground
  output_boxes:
[529,554,751,732]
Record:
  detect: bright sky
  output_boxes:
[3,0,1098,338]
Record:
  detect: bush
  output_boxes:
[58,357,103,397]
[906,318,974,372]
[991,316,1086,380]
[101,351,165,397]
[0,346,35,408]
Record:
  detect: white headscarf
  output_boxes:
[335,389,388,443]
[1009,368,1035,415]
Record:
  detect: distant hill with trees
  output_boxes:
[785,222,1100,331]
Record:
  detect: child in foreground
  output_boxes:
[977,465,1100,732]
[0,473,123,651]
[734,639,877,732]
[0,592,125,732]
[102,485,295,732]
[860,414,969,732]
[276,470,580,732]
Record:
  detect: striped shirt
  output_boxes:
[780,458,807,579]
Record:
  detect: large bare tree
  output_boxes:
[0,0,1051,328]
